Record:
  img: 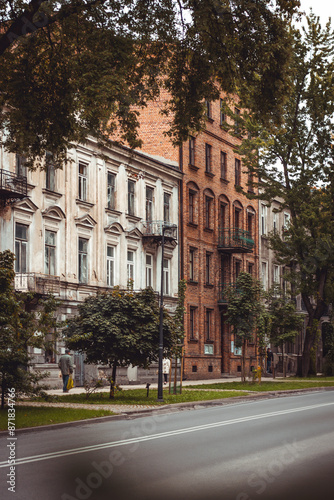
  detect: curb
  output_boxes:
[2,386,334,435]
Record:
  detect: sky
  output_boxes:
[298,0,334,25]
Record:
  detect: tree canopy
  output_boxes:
[0,0,300,168]
[237,14,334,376]
[64,287,176,396]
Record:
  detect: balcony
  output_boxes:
[218,282,241,305]
[0,169,27,205]
[14,273,60,295]
[218,228,254,253]
[141,221,177,243]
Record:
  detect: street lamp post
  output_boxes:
[157,225,166,402]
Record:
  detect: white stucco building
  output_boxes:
[0,137,182,386]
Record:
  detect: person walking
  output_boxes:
[266,347,273,374]
[163,358,170,385]
[58,349,74,392]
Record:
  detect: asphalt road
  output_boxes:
[1,391,334,500]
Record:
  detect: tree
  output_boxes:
[64,287,176,398]
[225,272,263,382]
[0,250,61,408]
[236,14,334,376]
[265,286,304,376]
[0,0,300,167]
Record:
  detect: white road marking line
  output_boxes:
[1,401,333,468]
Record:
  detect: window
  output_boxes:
[163,258,170,295]
[78,238,88,283]
[220,98,226,125]
[234,206,241,229]
[248,263,254,275]
[45,230,56,275]
[205,195,213,229]
[128,180,135,216]
[107,172,116,210]
[145,186,154,222]
[205,144,212,173]
[45,152,55,191]
[220,152,227,180]
[78,162,87,201]
[146,254,153,287]
[205,99,211,118]
[248,171,254,193]
[273,265,280,285]
[189,136,195,166]
[284,212,290,230]
[15,223,28,273]
[273,211,278,233]
[234,107,240,134]
[235,260,241,280]
[163,193,170,223]
[189,307,197,340]
[247,211,254,238]
[205,252,212,285]
[127,250,135,282]
[205,309,213,341]
[107,245,115,287]
[261,262,268,290]
[189,248,196,281]
[16,154,26,177]
[235,159,241,186]
[261,204,267,236]
[189,190,196,224]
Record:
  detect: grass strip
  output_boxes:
[189,380,334,392]
[0,406,115,430]
[31,389,249,406]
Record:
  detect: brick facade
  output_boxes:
[136,93,259,379]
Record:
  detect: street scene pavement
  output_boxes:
[1,391,333,500]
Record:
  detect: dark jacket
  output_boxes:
[58,354,73,375]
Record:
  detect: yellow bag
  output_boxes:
[67,376,74,390]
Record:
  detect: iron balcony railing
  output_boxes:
[141,221,177,240]
[218,283,242,304]
[0,169,27,200]
[14,273,60,295]
[218,228,254,253]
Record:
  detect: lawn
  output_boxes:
[190,379,334,392]
[33,388,249,406]
[0,406,115,431]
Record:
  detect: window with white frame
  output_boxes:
[78,162,87,201]
[107,172,116,210]
[273,265,280,286]
[127,250,135,283]
[163,193,170,223]
[78,238,88,283]
[146,254,153,288]
[15,223,28,273]
[273,210,278,233]
[45,230,56,275]
[128,180,135,216]
[163,258,170,295]
[146,186,154,222]
[261,261,268,290]
[284,212,290,230]
[261,204,267,236]
[16,154,26,177]
[45,152,55,191]
[107,245,115,287]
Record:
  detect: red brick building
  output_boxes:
[136,91,259,378]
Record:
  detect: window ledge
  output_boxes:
[76,199,95,209]
[205,171,215,178]
[188,280,199,286]
[187,222,198,228]
[204,284,214,289]
[42,188,62,199]
[105,208,122,216]
[220,178,229,184]
[188,339,199,344]
[188,164,199,171]
[126,214,142,223]
[203,228,214,233]
[206,117,214,123]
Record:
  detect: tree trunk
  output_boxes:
[241,339,246,382]
[109,362,117,399]
[301,319,320,377]
[282,343,286,378]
